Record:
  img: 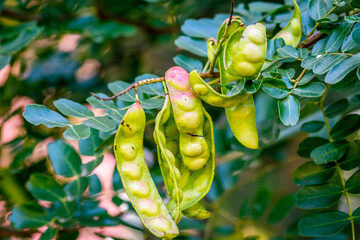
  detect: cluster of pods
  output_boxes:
[113,1,302,238]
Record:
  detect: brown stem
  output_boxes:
[227,0,234,26]
[299,31,327,48]
[91,72,220,101]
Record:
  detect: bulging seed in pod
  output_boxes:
[173,167,181,182]
[119,143,137,160]
[184,157,208,171]
[138,199,160,216]
[247,27,266,45]
[121,162,142,180]
[167,140,178,155]
[193,84,209,96]
[165,122,178,138]
[128,181,150,198]
[158,131,166,146]
[150,217,172,232]
[243,43,264,62]
[182,142,203,157]
[163,149,176,164]
[177,111,201,130]
[177,94,197,111]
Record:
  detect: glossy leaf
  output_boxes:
[0,27,42,53]
[324,22,352,53]
[64,177,88,199]
[26,173,66,202]
[54,99,94,118]
[135,74,164,96]
[300,121,324,133]
[108,81,137,102]
[173,54,203,72]
[310,140,350,164]
[292,82,326,97]
[63,125,91,140]
[79,129,102,156]
[181,19,218,39]
[298,211,349,236]
[338,141,360,170]
[313,54,348,75]
[293,161,335,186]
[330,114,360,140]
[277,45,298,58]
[278,95,300,126]
[267,194,295,223]
[81,157,103,176]
[345,170,360,193]
[89,174,102,196]
[40,226,58,240]
[325,52,360,84]
[9,203,52,230]
[298,137,329,158]
[83,116,116,132]
[261,78,289,99]
[296,183,342,209]
[324,99,349,118]
[48,140,82,177]
[174,36,207,57]
[23,104,70,128]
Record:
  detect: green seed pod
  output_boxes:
[207,38,217,65]
[189,70,248,108]
[114,102,179,238]
[225,94,258,149]
[154,94,182,224]
[180,109,215,210]
[182,201,211,219]
[217,16,245,44]
[273,0,302,47]
[165,66,210,171]
[227,23,267,78]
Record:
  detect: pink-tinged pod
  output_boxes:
[165,66,210,171]
[114,101,179,239]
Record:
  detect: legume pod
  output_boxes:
[189,70,248,108]
[165,66,210,171]
[154,94,182,224]
[182,200,211,219]
[114,101,179,239]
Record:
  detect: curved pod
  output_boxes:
[189,70,248,108]
[114,102,179,238]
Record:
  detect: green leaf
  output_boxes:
[181,19,218,39]
[277,45,299,58]
[297,70,316,86]
[353,207,360,223]
[324,98,349,118]
[309,0,330,21]
[301,121,324,133]
[64,177,88,199]
[330,114,360,140]
[325,52,360,84]
[135,74,164,96]
[107,81,137,102]
[313,54,348,75]
[113,168,123,191]
[9,203,52,229]
[331,71,357,92]
[341,24,360,52]
[63,125,90,140]
[298,137,329,158]
[339,141,360,170]
[278,95,300,126]
[173,54,203,72]
[81,156,103,176]
[345,170,360,193]
[83,116,116,132]
[48,140,82,177]
[267,194,295,224]
[296,183,343,209]
[311,140,350,164]
[86,93,118,110]
[325,22,352,53]
[174,36,207,57]
[89,174,102,196]
[0,54,11,69]
[292,82,326,97]
[261,78,289,99]
[0,27,42,53]
[40,226,58,240]
[252,187,271,219]
[243,79,261,94]
[53,200,77,219]
[298,211,349,236]
[226,78,245,97]
[140,97,165,109]
[26,173,66,202]
[54,99,94,118]
[293,161,335,186]
[23,104,70,128]
[301,56,320,69]
[79,129,102,156]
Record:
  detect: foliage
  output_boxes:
[0,0,360,239]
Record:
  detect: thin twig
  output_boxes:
[91,72,220,101]
[227,0,234,26]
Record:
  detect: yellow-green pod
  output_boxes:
[273,0,302,47]
[217,16,245,45]
[207,38,217,66]
[180,109,215,210]
[227,23,267,78]
[225,95,258,149]
[189,70,248,108]
[165,66,210,171]
[182,201,211,219]
[154,94,182,224]
[114,102,179,239]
